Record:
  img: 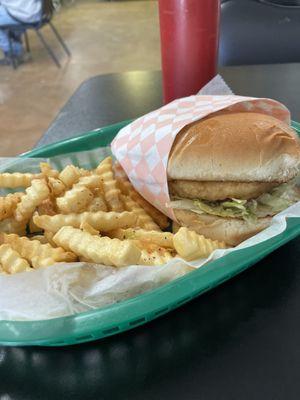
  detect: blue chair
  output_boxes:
[219,0,300,65]
[1,0,71,69]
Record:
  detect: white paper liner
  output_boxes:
[198,74,234,96]
[0,261,191,321]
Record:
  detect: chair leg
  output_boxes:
[24,31,30,53]
[35,29,61,67]
[48,21,71,57]
[7,32,18,69]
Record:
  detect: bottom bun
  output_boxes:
[173,209,272,246]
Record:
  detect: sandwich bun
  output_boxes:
[173,209,272,246]
[168,112,300,183]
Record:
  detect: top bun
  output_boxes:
[167,112,300,182]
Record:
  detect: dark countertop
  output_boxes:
[1,65,300,400]
[37,63,300,147]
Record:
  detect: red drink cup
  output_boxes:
[158,0,220,104]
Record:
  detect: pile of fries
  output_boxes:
[0,157,226,274]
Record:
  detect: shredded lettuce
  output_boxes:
[168,199,204,215]
[169,181,300,221]
[193,199,255,220]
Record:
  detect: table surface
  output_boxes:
[38,63,300,146]
[2,65,300,400]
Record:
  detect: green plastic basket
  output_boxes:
[0,120,299,347]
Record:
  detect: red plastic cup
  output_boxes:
[158,0,220,104]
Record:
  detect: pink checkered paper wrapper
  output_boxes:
[111,95,290,220]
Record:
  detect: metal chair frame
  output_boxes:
[1,0,71,69]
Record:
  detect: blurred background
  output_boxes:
[0,0,160,156]
[1,0,300,156]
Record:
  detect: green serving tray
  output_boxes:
[0,120,299,347]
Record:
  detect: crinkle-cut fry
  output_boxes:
[14,179,50,222]
[48,177,66,197]
[132,239,176,257]
[132,240,163,252]
[80,221,100,236]
[139,248,174,266]
[93,187,104,196]
[0,172,42,188]
[39,162,59,178]
[109,228,174,249]
[56,185,94,214]
[53,226,141,267]
[115,162,168,227]
[31,256,61,268]
[58,165,81,188]
[95,157,123,212]
[0,244,30,274]
[33,211,137,233]
[76,175,102,189]
[44,231,56,247]
[121,195,160,231]
[37,198,57,216]
[0,192,24,221]
[1,233,77,268]
[29,235,48,244]
[29,216,43,234]
[78,168,91,177]
[87,190,107,212]
[173,227,226,261]
[115,168,169,229]
[124,183,169,229]
[0,218,26,235]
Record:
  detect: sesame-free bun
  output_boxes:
[167,112,300,183]
[173,209,271,246]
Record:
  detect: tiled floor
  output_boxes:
[0,0,160,156]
